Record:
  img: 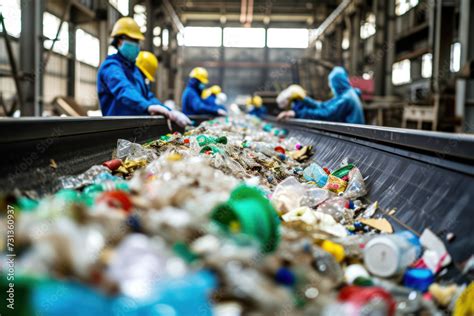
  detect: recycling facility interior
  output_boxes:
[0,0,472,132]
[0,1,474,315]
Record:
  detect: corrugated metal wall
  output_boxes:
[0,40,18,101]
[44,54,68,104]
[76,62,98,107]
[0,38,98,111]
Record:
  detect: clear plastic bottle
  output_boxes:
[312,245,344,285]
[251,142,277,157]
[372,277,423,314]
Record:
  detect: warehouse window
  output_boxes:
[267,28,309,48]
[421,53,432,78]
[153,26,161,47]
[76,29,100,67]
[162,28,169,50]
[43,12,69,56]
[182,27,222,47]
[395,0,419,16]
[315,40,323,51]
[223,27,265,48]
[109,0,129,16]
[360,13,376,39]
[392,59,411,85]
[0,0,21,37]
[177,31,184,46]
[342,31,350,50]
[450,42,461,72]
[133,4,146,33]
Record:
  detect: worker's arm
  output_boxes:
[101,61,156,115]
[294,97,347,121]
[292,96,321,113]
[189,90,221,115]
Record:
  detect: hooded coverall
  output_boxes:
[292,67,365,124]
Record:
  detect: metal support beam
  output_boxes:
[350,11,361,75]
[432,0,454,94]
[456,0,474,132]
[98,20,108,63]
[432,0,455,131]
[162,0,184,33]
[20,0,44,116]
[144,0,153,51]
[374,0,388,96]
[384,0,395,95]
[309,0,352,46]
[167,26,177,100]
[261,25,269,90]
[219,24,226,89]
[334,26,343,65]
[67,22,77,98]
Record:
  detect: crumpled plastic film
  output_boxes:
[116,139,157,162]
[58,165,111,189]
[343,167,368,199]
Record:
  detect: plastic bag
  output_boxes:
[343,167,367,199]
[271,176,307,213]
[301,187,333,208]
[303,163,329,187]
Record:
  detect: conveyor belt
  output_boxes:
[270,118,474,273]
[0,116,208,194]
[0,116,473,275]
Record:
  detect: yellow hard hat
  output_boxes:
[252,95,263,107]
[210,85,222,95]
[245,97,253,106]
[189,67,209,84]
[288,84,306,100]
[136,51,158,82]
[111,17,144,41]
[201,88,212,99]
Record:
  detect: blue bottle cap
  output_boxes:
[403,268,434,292]
[275,267,295,286]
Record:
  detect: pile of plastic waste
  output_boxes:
[1,115,472,316]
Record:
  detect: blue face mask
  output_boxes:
[199,83,206,91]
[119,40,140,62]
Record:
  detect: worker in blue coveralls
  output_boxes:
[181,67,227,116]
[97,17,191,127]
[277,67,365,124]
[202,85,227,111]
[247,95,267,118]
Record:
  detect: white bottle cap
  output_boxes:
[364,237,400,277]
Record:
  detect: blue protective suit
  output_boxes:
[203,94,226,112]
[97,52,165,116]
[182,78,222,116]
[249,106,267,118]
[292,67,365,124]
